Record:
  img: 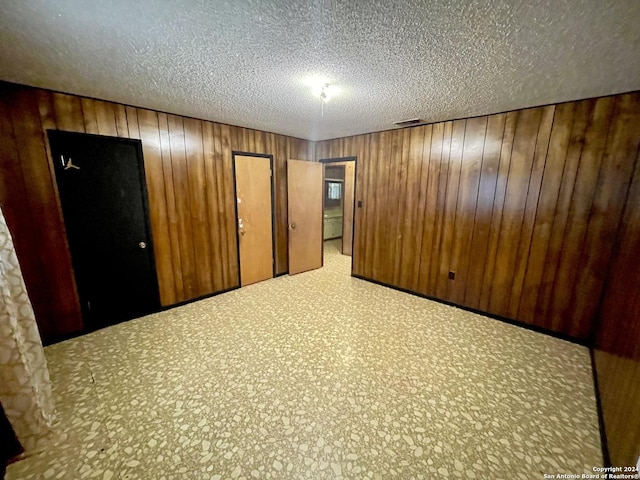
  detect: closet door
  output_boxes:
[287,159,323,275]
[233,154,274,286]
[49,130,160,330]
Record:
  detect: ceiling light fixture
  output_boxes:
[304,77,341,117]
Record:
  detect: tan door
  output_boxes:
[288,159,323,275]
[321,160,356,256]
[235,155,273,286]
[341,161,355,255]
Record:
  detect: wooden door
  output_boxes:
[288,159,323,274]
[48,130,160,330]
[341,162,355,255]
[234,154,273,286]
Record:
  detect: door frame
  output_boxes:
[319,156,358,268]
[231,151,277,286]
[47,129,161,329]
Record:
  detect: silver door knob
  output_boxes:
[139,241,147,249]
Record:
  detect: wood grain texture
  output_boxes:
[593,136,640,465]
[0,82,313,342]
[342,161,355,256]
[288,159,323,275]
[137,109,173,304]
[593,351,640,468]
[235,155,273,286]
[316,91,640,342]
[595,128,640,360]
[464,113,506,308]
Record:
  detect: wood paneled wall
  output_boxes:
[592,142,640,467]
[0,82,313,342]
[317,92,640,341]
[593,351,640,467]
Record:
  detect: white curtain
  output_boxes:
[0,206,55,454]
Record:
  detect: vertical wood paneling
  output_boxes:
[217,123,232,288]
[220,124,239,288]
[596,142,640,358]
[570,94,640,339]
[593,139,640,468]
[547,97,615,334]
[420,123,450,295]
[534,100,593,323]
[158,112,185,301]
[52,93,85,132]
[3,80,640,348]
[392,128,412,285]
[415,123,438,295]
[372,131,392,281]
[94,100,118,137]
[593,351,640,468]
[383,130,403,285]
[0,82,314,342]
[125,106,140,139]
[488,108,543,315]
[183,118,212,297]
[114,104,129,137]
[167,115,197,299]
[507,105,555,318]
[318,91,640,342]
[447,116,487,304]
[80,98,99,134]
[6,89,82,338]
[137,109,174,305]
[202,121,224,292]
[464,113,506,308]
[436,119,465,299]
[517,103,575,322]
[478,111,518,311]
[0,97,58,340]
[427,121,452,295]
[397,126,426,291]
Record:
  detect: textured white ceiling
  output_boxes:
[1,0,640,141]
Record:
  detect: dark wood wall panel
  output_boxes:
[0,88,81,342]
[317,91,640,342]
[593,141,640,467]
[0,82,313,342]
[593,351,640,468]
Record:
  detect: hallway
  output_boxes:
[8,243,601,479]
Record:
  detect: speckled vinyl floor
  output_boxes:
[7,240,602,480]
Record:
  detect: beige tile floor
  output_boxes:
[8,240,602,479]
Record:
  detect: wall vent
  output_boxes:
[393,118,424,127]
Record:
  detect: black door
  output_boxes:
[48,130,160,330]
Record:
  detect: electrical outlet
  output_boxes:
[448,271,455,280]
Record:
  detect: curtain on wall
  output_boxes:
[0,206,55,454]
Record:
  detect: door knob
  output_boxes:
[139,241,147,249]
[290,223,296,230]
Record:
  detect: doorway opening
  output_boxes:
[320,156,356,262]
